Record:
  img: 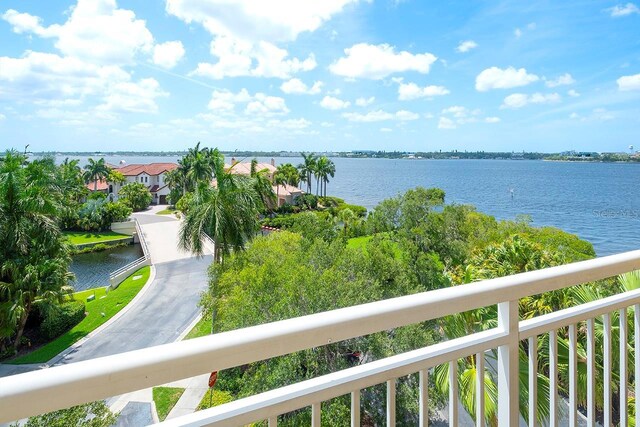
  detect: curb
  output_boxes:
[176,312,204,342]
[47,264,158,366]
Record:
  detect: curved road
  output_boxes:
[58,210,212,363]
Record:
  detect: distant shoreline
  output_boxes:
[29,151,640,163]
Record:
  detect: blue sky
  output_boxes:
[0,0,639,153]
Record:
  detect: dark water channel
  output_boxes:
[69,244,143,291]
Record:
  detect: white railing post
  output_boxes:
[497,300,519,426]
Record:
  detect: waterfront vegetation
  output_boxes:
[8,266,150,364]
[183,182,637,425]
[63,230,130,245]
[152,387,185,421]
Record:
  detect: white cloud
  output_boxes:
[320,96,350,110]
[97,78,168,113]
[380,127,392,132]
[568,89,580,97]
[329,43,437,80]
[438,117,456,129]
[153,41,185,69]
[245,93,289,116]
[355,96,375,107]
[456,40,477,53]
[501,92,561,109]
[570,112,580,119]
[320,121,334,127]
[398,82,450,100]
[475,66,539,91]
[206,89,288,117]
[280,78,323,95]
[167,0,352,79]
[3,1,154,66]
[608,3,640,17]
[192,37,316,79]
[342,109,419,122]
[0,113,5,121]
[485,116,501,123]
[545,73,575,87]
[267,118,311,129]
[617,73,640,91]
[514,28,522,38]
[208,89,252,111]
[165,0,359,43]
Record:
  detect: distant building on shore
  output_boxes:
[226,158,304,207]
[86,162,178,205]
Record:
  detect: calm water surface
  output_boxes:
[52,155,640,256]
[70,244,143,291]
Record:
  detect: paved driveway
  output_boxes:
[57,256,212,363]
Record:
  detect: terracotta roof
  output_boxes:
[86,180,109,191]
[273,184,304,196]
[116,163,178,176]
[225,162,276,176]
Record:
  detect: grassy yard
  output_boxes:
[183,316,211,340]
[63,230,130,245]
[9,266,151,364]
[153,387,185,421]
[156,207,177,215]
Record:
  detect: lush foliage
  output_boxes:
[198,185,614,425]
[0,151,74,352]
[12,401,117,427]
[118,182,152,212]
[178,146,264,263]
[296,153,336,197]
[9,266,150,364]
[39,300,85,340]
[75,199,131,231]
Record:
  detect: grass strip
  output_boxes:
[63,230,130,245]
[9,266,151,364]
[153,387,185,421]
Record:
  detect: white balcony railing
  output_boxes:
[2,250,640,426]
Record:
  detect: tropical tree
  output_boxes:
[119,182,152,212]
[249,159,276,211]
[297,153,317,193]
[179,150,262,263]
[184,142,214,189]
[0,151,73,351]
[315,156,336,197]
[273,170,287,207]
[83,158,110,192]
[275,163,300,186]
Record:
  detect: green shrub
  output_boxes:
[330,203,367,217]
[294,194,319,210]
[119,182,152,212]
[319,196,344,207]
[40,301,86,340]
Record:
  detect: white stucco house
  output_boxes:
[87,163,178,205]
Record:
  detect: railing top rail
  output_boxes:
[109,256,147,279]
[2,249,640,422]
[133,218,150,258]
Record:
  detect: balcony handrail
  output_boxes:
[134,218,150,259]
[2,249,640,423]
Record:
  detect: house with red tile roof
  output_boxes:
[225,158,305,207]
[110,162,178,204]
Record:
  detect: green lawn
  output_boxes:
[153,387,185,421]
[9,266,151,364]
[156,207,177,215]
[63,230,130,245]
[183,316,211,340]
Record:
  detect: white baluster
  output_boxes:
[419,370,428,427]
[387,379,396,427]
[476,352,485,427]
[568,324,577,427]
[351,390,360,427]
[528,336,537,427]
[549,330,558,427]
[621,307,628,427]
[604,312,612,427]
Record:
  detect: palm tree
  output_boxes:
[84,158,110,192]
[185,142,214,189]
[0,151,73,351]
[275,163,300,187]
[179,151,261,264]
[273,170,287,208]
[298,153,317,193]
[315,156,336,197]
[250,159,276,211]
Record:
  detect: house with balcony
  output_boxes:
[111,163,177,205]
[226,158,305,207]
